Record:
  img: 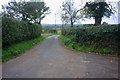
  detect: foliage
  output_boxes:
[2,17,42,47]
[82,2,114,25]
[57,30,61,35]
[60,35,119,55]
[61,1,82,27]
[82,24,94,27]
[0,15,1,49]
[2,1,50,24]
[61,24,120,52]
[22,2,50,24]
[42,26,52,33]
[2,34,51,62]
[102,22,108,25]
[49,29,57,34]
[42,26,57,34]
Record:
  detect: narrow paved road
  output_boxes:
[3,35,119,78]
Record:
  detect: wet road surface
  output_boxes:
[2,35,119,78]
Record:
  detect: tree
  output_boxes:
[22,2,50,25]
[2,0,26,18]
[61,0,82,27]
[2,0,50,25]
[118,1,120,24]
[83,2,114,26]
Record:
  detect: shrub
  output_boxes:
[49,29,57,34]
[42,26,52,33]
[61,24,120,51]
[42,26,57,34]
[2,17,42,47]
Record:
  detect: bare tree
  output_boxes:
[61,0,82,27]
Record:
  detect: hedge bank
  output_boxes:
[61,24,120,52]
[2,17,42,47]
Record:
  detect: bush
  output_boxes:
[2,17,42,47]
[60,35,119,54]
[42,26,52,33]
[42,26,57,34]
[61,24,120,51]
[49,29,57,34]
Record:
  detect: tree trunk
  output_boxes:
[38,18,41,25]
[38,18,42,34]
[94,17,102,26]
[70,18,73,27]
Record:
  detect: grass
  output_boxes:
[0,49,1,62]
[60,35,119,55]
[57,30,61,35]
[2,34,51,62]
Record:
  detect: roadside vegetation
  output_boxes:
[2,1,51,62]
[2,34,51,62]
[60,24,120,55]
[60,1,119,56]
[1,0,119,62]
[60,35,119,55]
[2,17,42,48]
[42,26,57,34]
[2,17,52,62]
[42,26,61,35]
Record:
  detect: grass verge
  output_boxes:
[60,35,119,56]
[2,34,51,62]
[57,30,61,35]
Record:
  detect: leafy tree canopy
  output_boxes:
[2,0,50,25]
[83,2,114,25]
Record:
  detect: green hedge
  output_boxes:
[42,26,57,34]
[49,29,57,33]
[2,17,42,47]
[62,24,120,51]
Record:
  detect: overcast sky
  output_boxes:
[0,0,119,24]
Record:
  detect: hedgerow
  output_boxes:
[2,17,42,47]
[42,26,57,34]
[62,24,120,51]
